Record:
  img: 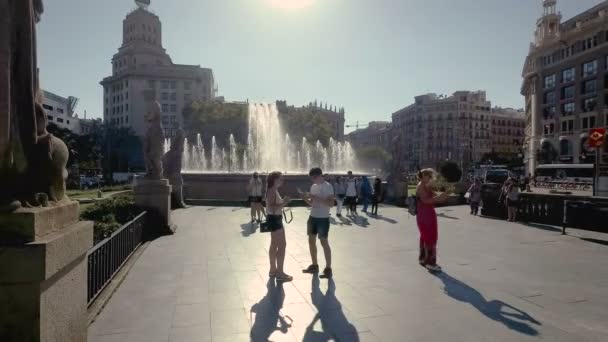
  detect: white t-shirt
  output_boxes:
[249,179,263,196]
[310,181,334,218]
[345,178,357,197]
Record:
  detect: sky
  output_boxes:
[38,0,604,132]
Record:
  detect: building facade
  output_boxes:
[100,1,216,138]
[345,121,392,151]
[522,0,608,172]
[490,107,526,154]
[276,100,346,141]
[42,90,80,133]
[391,91,493,171]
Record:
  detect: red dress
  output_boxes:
[416,184,438,266]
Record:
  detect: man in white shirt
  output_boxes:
[301,167,335,278]
[345,171,358,216]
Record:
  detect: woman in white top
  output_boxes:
[247,172,264,223]
[505,179,520,222]
[265,172,292,282]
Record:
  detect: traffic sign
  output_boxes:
[588,128,606,148]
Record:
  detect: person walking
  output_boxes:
[301,167,335,279]
[360,177,372,213]
[505,179,520,222]
[344,171,358,216]
[416,169,448,272]
[371,177,382,215]
[467,178,482,215]
[333,176,346,217]
[265,172,293,282]
[247,172,264,223]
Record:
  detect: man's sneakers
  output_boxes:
[302,264,319,274]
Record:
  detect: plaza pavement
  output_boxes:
[88,205,608,342]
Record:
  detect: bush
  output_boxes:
[439,161,463,183]
[432,176,455,194]
[81,192,140,243]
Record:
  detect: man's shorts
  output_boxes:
[307,217,330,239]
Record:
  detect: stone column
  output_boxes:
[134,178,175,235]
[0,201,93,342]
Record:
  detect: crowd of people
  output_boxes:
[246,167,449,281]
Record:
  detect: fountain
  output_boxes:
[173,102,361,201]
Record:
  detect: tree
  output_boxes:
[182,100,248,145]
[537,142,558,164]
[356,146,391,172]
[281,108,334,146]
[439,161,463,182]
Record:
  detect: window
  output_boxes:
[583,60,598,77]
[582,98,596,112]
[582,79,597,95]
[170,81,177,89]
[126,92,128,99]
[544,91,555,104]
[544,74,556,89]
[56,108,64,114]
[170,104,177,113]
[544,123,555,135]
[47,115,54,121]
[161,116,169,125]
[67,120,70,124]
[184,81,191,90]
[562,86,574,100]
[543,106,556,118]
[162,92,169,101]
[562,68,575,83]
[162,104,169,112]
[562,102,575,116]
[57,118,64,123]
[561,119,574,132]
[170,116,176,123]
[43,104,53,111]
[148,80,156,88]
[161,81,170,89]
[125,104,129,111]
[560,139,572,156]
[582,116,597,129]
[170,93,176,101]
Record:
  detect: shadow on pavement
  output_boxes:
[347,214,369,228]
[437,212,459,220]
[579,237,608,246]
[366,213,398,224]
[435,272,541,336]
[303,276,359,342]
[330,216,353,227]
[250,279,292,341]
[241,222,256,237]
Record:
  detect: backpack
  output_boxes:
[407,195,417,216]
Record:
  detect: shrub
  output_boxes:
[439,161,463,183]
[81,192,140,243]
[432,176,455,194]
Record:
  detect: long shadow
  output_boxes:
[240,222,256,237]
[435,273,541,336]
[437,212,459,220]
[365,213,398,224]
[250,279,292,341]
[303,277,359,342]
[348,214,369,228]
[330,216,353,227]
[579,237,608,246]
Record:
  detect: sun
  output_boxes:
[265,0,316,10]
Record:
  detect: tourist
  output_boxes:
[247,172,264,223]
[360,177,372,213]
[333,176,347,217]
[416,168,448,272]
[345,171,358,216]
[301,167,335,279]
[467,178,482,215]
[506,179,520,222]
[371,177,382,215]
[265,171,293,282]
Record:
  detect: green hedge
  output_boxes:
[81,192,141,244]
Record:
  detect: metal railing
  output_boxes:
[87,211,146,305]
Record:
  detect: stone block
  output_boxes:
[0,201,79,243]
[0,204,93,342]
[134,179,174,234]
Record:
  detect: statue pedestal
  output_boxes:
[0,201,93,342]
[134,178,175,235]
[167,174,185,209]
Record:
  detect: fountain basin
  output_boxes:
[182,172,367,204]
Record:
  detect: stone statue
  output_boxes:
[0,0,70,211]
[162,128,186,208]
[143,99,164,180]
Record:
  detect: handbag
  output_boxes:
[464,191,471,200]
[260,208,293,233]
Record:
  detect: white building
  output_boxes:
[100,0,217,138]
[42,90,81,133]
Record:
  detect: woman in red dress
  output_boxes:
[416,169,448,272]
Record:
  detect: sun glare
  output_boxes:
[265,0,316,10]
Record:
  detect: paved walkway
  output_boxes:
[89,205,608,342]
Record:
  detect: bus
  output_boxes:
[533,164,593,192]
